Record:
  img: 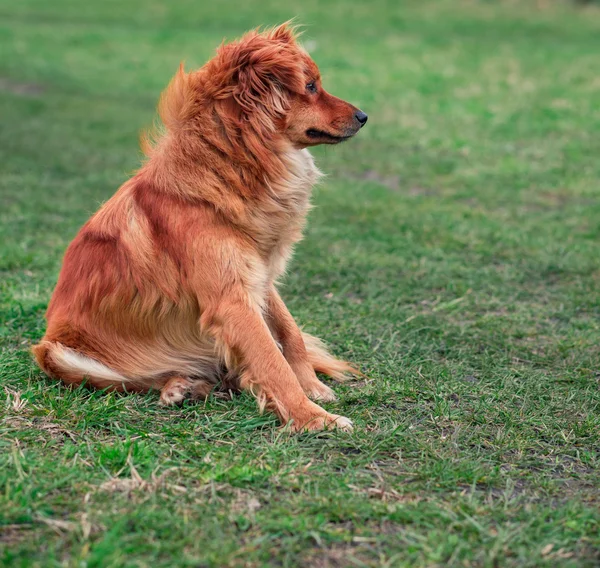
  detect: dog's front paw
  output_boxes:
[305,381,337,402]
[325,414,353,432]
[298,412,353,432]
[287,403,353,432]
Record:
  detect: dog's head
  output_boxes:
[200,24,367,148]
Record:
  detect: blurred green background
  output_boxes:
[1,1,599,566]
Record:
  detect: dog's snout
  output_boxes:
[355,110,368,127]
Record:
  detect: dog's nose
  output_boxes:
[355,110,368,127]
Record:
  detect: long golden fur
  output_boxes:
[33,24,368,431]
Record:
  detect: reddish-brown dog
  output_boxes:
[33,24,367,431]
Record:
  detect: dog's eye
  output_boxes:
[306,82,318,94]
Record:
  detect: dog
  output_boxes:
[33,24,368,431]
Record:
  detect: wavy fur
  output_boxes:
[33,23,366,432]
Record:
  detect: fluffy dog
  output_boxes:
[33,24,368,431]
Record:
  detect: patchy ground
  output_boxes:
[1,0,599,566]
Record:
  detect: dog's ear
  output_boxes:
[213,26,304,129]
[269,21,300,45]
[141,63,193,153]
[158,63,194,131]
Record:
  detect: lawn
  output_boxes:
[1,0,600,566]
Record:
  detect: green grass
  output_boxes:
[1,0,600,565]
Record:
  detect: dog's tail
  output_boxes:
[301,332,363,382]
[32,340,145,392]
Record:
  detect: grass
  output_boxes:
[1,0,600,565]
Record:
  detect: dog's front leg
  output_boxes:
[265,286,338,402]
[203,291,352,432]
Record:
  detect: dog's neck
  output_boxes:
[248,147,321,280]
[139,131,320,276]
[142,127,318,210]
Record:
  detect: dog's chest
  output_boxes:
[255,149,321,279]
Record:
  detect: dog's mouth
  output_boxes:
[305,129,353,143]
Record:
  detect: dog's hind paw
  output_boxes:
[159,377,191,406]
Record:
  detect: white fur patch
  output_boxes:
[52,344,128,382]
